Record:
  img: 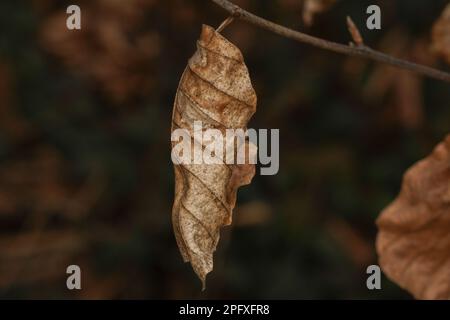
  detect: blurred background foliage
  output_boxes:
[0,0,449,299]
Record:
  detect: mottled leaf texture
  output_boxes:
[171,25,257,288]
[432,4,450,65]
[376,135,450,300]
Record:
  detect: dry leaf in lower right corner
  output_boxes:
[376,135,450,300]
[432,4,450,65]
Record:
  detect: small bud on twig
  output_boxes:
[346,16,364,46]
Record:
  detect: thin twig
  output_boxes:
[211,0,450,83]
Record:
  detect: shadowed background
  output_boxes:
[0,0,449,299]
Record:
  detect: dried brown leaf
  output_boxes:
[171,25,257,288]
[432,4,450,65]
[376,135,450,299]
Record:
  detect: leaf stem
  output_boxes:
[216,16,235,33]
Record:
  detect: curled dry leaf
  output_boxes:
[303,0,338,26]
[171,25,257,288]
[432,4,450,65]
[376,135,450,299]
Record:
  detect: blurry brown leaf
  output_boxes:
[393,70,424,130]
[0,62,33,141]
[363,28,410,101]
[326,218,374,268]
[432,4,450,65]
[376,135,450,299]
[361,29,425,130]
[39,0,158,103]
[0,145,103,223]
[171,25,257,288]
[302,0,338,26]
[0,229,85,288]
[234,201,272,227]
[77,270,125,299]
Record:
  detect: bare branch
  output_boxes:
[211,0,450,83]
